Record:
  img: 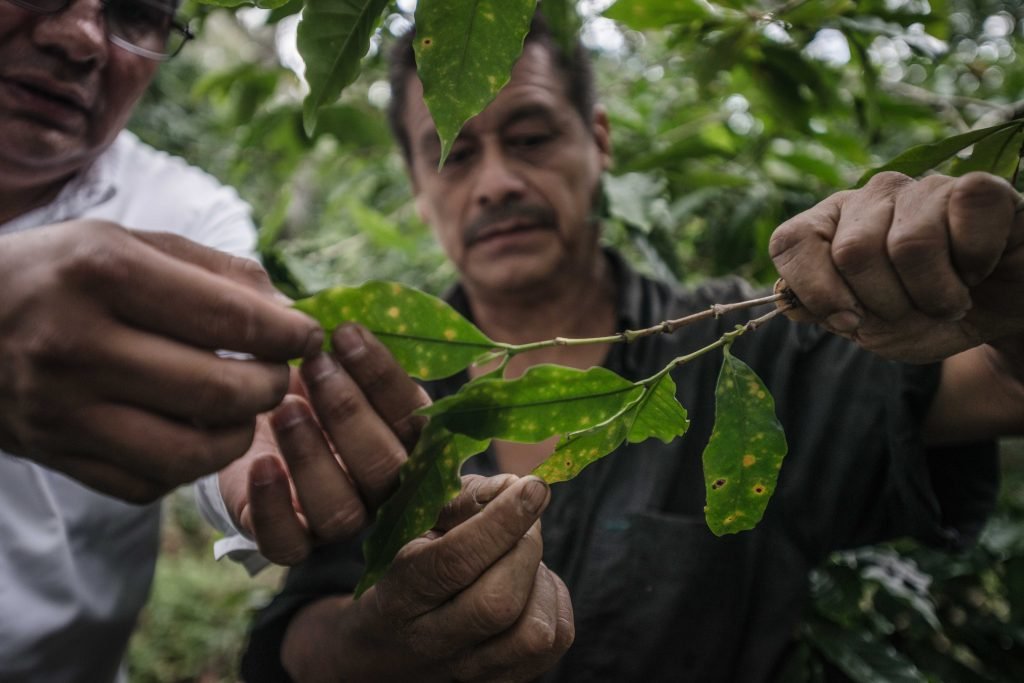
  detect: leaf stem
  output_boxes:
[496,291,788,357]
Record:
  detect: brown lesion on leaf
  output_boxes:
[422,38,433,46]
[711,478,727,490]
[753,484,766,495]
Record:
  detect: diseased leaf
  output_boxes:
[857,120,1023,186]
[702,347,786,536]
[294,281,496,380]
[414,0,536,166]
[534,372,688,483]
[422,364,642,442]
[298,0,391,135]
[355,420,490,597]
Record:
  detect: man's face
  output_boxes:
[404,43,611,298]
[0,0,160,186]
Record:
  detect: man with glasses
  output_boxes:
[0,1,325,679]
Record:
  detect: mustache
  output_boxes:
[463,203,558,248]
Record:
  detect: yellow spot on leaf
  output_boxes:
[443,328,456,340]
[743,454,756,468]
[388,306,400,318]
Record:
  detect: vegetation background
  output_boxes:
[124,0,1024,680]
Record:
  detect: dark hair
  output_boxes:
[386,13,596,164]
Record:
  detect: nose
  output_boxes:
[473,144,528,208]
[32,0,109,67]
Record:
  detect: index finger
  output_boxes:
[91,233,322,360]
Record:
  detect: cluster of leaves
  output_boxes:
[780,440,1024,682]
[295,280,788,594]
[127,0,1024,679]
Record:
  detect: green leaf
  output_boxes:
[355,420,490,597]
[297,0,391,135]
[604,0,739,29]
[294,281,496,380]
[414,0,537,166]
[534,372,688,483]
[604,172,669,234]
[423,364,643,442]
[804,619,928,683]
[857,120,1024,186]
[539,0,581,55]
[951,121,1024,180]
[702,347,787,536]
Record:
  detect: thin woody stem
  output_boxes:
[647,303,795,383]
[496,292,788,357]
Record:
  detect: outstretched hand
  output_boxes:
[770,171,1024,363]
[0,220,322,502]
[218,323,431,565]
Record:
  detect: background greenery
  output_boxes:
[125,0,1024,680]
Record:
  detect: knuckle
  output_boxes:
[864,171,912,195]
[430,546,481,593]
[312,504,367,541]
[60,231,133,290]
[888,232,943,270]
[356,446,406,496]
[318,389,364,426]
[264,541,310,566]
[830,233,878,277]
[467,587,523,633]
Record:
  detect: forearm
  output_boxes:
[924,338,1024,445]
[281,593,449,683]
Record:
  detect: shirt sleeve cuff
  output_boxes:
[194,473,270,576]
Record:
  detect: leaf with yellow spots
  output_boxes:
[414,0,537,166]
[355,418,489,598]
[702,347,787,536]
[294,281,496,380]
[420,364,643,442]
[534,372,688,483]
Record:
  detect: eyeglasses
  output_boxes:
[5,0,194,61]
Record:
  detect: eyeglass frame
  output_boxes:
[3,0,194,61]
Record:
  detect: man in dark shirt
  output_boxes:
[237,16,1024,682]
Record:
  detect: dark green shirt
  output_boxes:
[242,250,997,682]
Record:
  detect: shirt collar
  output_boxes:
[0,140,120,235]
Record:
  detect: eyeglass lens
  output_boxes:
[5,0,188,59]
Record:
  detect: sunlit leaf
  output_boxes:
[857,120,1024,186]
[423,364,642,441]
[297,0,391,135]
[534,372,688,483]
[702,347,786,536]
[414,0,536,166]
[604,0,740,29]
[355,420,490,597]
[294,281,496,380]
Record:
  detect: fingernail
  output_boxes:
[302,352,337,385]
[521,477,549,516]
[334,324,366,360]
[250,456,279,487]
[825,310,862,333]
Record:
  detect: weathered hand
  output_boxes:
[0,220,322,502]
[358,474,574,682]
[219,323,431,565]
[770,171,1024,362]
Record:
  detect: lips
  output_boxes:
[470,219,548,246]
[0,72,93,124]
[463,204,558,248]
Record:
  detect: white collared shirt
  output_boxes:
[0,130,256,683]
